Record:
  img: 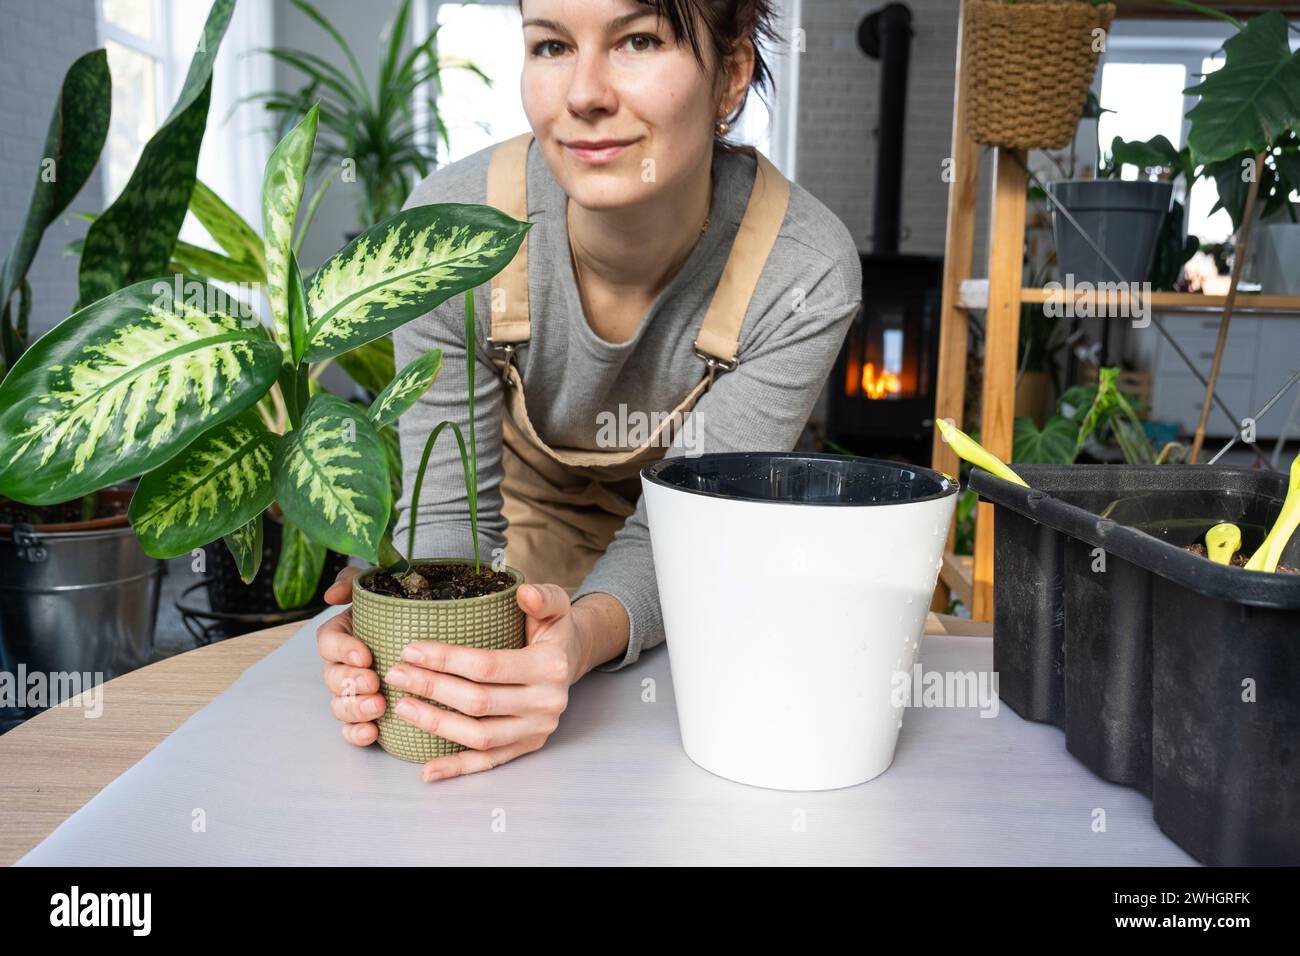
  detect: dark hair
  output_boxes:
[518,0,782,155]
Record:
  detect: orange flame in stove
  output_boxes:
[862,362,901,399]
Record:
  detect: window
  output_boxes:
[96,0,165,203]
[1093,20,1299,245]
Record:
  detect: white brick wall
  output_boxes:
[0,0,103,338]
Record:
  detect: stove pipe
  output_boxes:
[858,3,914,257]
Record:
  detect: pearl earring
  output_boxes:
[716,116,731,135]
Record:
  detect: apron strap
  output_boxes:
[484,133,791,376]
[486,132,534,366]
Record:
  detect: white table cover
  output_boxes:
[17,609,1195,865]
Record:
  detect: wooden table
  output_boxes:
[0,613,989,867]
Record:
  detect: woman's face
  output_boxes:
[520,0,725,212]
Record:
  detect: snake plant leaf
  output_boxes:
[1184,11,1300,164]
[272,393,392,562]
[189,180,265,276]
[273,516,327,610]
[263,104,319,357]
[0,277,281,505]
[78,0,236,305]
[367,348,442,428]
[335,335,396,393]
[302,203,529,362]
[127,410,277,558]
[1,48,110,368]
[224,512,264,584]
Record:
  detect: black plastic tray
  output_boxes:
[969,464,1300,866]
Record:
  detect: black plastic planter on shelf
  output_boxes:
[968,464,1300,867]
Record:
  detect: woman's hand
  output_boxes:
[387,581,584,782]
[316,568,591,782]
[317,567,384,747]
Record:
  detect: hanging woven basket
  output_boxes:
[962,0,1116,151]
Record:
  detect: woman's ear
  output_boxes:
[720,37,757,117]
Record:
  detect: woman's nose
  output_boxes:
[565,48,617,117]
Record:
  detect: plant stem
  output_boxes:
[464,290,480,574]
[406,419,477,569]
[1157,0,1244,29]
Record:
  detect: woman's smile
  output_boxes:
[563,136,642,164]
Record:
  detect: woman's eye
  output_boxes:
[531,39,567,58]
[623,33,663,53]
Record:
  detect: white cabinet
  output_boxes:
[1131,313,1300,439]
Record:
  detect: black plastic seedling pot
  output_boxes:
[968,464,1300,866]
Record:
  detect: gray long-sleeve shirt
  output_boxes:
[392,137,863,672]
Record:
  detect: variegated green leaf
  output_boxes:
[224,512,264,584]
[127,410,276,558]
[288,249,309,366]
[273,517,326,610]
[367,348,442,428]
[0,278,281,505]
[190,180,265,276]
[263,105,319,356]
[303,203,530,362]
[272,393,391,562]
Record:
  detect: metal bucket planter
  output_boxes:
[0,487,162,726]
[641,452,958,791]
[351,559,526,762]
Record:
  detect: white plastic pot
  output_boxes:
[641,452,958,791]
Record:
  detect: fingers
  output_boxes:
[420,735,546,783]
[316,608,371,668]
[384,662,557,717]
[323,661,380,697]
[323,566,362,606]
[330,691,386,724]
[397,638,568,687]
[517,582,571,623]
[390,696,546,752]
[342,721,378,747]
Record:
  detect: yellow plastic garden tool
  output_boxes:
[1245,451,1300,573]
[935,418,1028,487]
[1204,523,1240,566]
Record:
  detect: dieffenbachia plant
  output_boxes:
[0,105,529,597]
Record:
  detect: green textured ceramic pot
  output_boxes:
[351,559,526,762]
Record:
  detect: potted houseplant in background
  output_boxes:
[0,0,238,714]
[248,0,491,232]
[0,106,532,758]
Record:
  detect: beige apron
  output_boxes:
[484,132,790,594]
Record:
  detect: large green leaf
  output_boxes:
[78,0,236,305]
[273,517,327,610]
[170,238,265,285]
[127,410,276,558]
[1012,415,1078,465]
[224,513,264,584]
[189,180,265,276]
[1,49,110,368]
[303,203,529,362]
[263,104,319,356]
[1184,12,1300,164]
[272,393,392,562]
[335,336,395,393]
[367,348,442,427]
[0,278,281,505]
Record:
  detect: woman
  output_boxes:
[317,0,863,782]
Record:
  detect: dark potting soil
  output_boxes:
[363,562,516,600]
[0,495,128,526]
[1185,542,1299,574]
